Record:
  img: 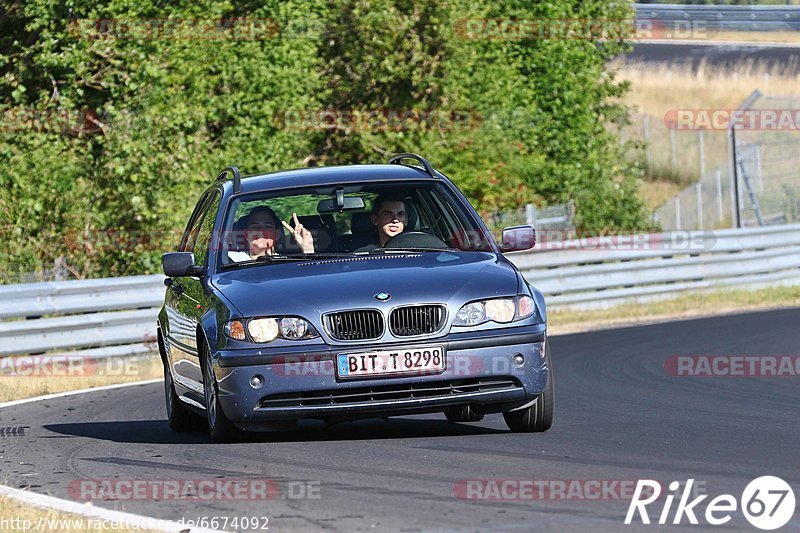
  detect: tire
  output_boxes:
[160,333,193,432]
[201,339,242,443]
[445,405,484,423]
[503,341,554,433]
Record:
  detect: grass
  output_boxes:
[0,495,160,532]
[0,354,162,403]
[614,60,800,216]
[615,60,800,120]
[644,30,800,45]
[637,179,683,211]
[549,284,800,335]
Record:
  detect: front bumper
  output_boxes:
[213,323,547,426]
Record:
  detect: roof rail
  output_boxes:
[387,153,436,179]
[216,166,241,193]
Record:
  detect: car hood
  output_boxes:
[211,252,519,318]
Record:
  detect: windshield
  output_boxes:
[217,180,495,269]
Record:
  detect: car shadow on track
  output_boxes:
[43,417,506,444]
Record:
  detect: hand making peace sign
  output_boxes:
[281,213,315,254]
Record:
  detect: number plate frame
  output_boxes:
[336,345,446,380]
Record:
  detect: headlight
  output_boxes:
[279,317,310,339]
[455,302,485,325]
[453,296,536,326]
[225,316,318,343]
[484,299,515,323]
[248,318,280,343]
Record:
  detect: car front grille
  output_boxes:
[324,309,384,341]
[389,305,446,337]
[259,377,522,409]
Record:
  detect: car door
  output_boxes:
[164,190,220,394]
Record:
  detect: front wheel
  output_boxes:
[201,340,242,443]
[163,357,193,432]
[503,341,554,433]
[160,332,193,432]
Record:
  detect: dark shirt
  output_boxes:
[355,243,380,253]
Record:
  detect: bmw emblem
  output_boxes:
[374,292,391,302]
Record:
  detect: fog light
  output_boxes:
[513,353,525,367]
[249,374,264,389]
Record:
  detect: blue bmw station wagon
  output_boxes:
[158,154,553,442]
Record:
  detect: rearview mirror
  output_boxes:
[317,196,365,213]
[500,225,536,252]
[162,252,203,277]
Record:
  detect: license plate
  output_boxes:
[337,346,445,379]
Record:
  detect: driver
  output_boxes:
[355,193,408,252]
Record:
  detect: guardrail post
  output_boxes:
[525,204,537,227]
[754,144,763,193]
[698,128,705,179]
[695,182,704,230]
[643,114,651,170]
[715,169,724,223]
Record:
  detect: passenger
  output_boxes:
[355,193,408,252]
[228,207,314,261]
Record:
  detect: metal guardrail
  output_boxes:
[1,224,799,358]
[0,274,163,357]
[634,3,800,32]
[510,223,800,308]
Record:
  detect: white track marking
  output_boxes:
[0,484,226,532]
[0,379,160,409]
[0,379,227,532]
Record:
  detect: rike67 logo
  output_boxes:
[625,477,796,530]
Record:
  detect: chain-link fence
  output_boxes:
[0,257,74,285]
[654,168,735,231]
[486,202,575,238]
[734,94,800,227]
[643,90,800,231]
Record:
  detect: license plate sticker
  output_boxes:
[337,346,445,378]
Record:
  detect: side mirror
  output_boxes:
[500,225,536,252]
[162,252,203,277]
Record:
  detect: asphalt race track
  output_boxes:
[628,42,800,71]
[2,308,799,532]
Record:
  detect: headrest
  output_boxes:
[296,214,334,230]
[351,212,375,234]
[405,201,419,231]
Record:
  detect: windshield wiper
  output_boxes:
[281,252,359,259]
[366,247,459,254]
[221,252,359,270]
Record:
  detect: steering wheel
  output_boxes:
[383,231,449,250]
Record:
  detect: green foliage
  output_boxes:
[0,0,650,280]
